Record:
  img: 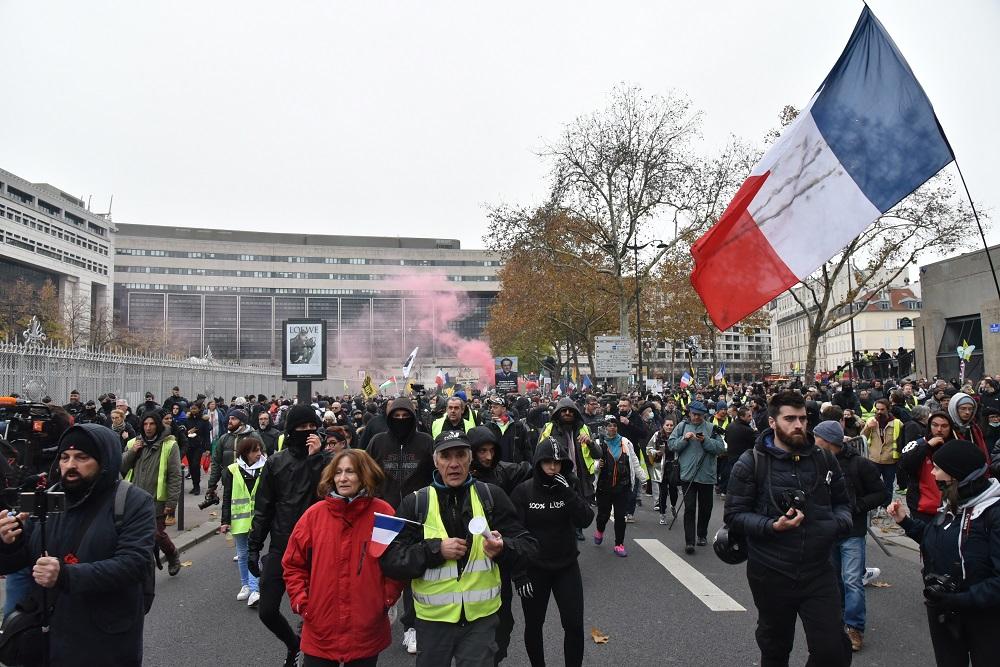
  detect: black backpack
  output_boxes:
[114,481,156,614]
[413,481,496,526]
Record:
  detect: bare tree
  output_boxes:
[487,85,758,338]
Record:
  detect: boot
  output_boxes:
[167,551,181,576]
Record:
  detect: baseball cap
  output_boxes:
[433,430,472,454]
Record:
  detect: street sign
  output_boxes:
[990,323,1000,333]
[594,335,633,376]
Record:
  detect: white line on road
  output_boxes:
[634,539,745,612]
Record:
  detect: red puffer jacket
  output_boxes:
[283,494,404,662]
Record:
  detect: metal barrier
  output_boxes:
[0,339,293,402]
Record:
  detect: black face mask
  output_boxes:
[285,430,310,450]
[389,416,414,438]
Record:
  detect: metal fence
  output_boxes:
[0,340,293,405]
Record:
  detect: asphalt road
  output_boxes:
[143,494,934,667]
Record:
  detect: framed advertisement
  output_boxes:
[282,319,327,381]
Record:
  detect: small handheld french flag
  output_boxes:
[369,512,416,557]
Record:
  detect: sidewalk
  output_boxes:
[169,475,224,554]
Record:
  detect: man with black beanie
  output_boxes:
[247,403,329,667]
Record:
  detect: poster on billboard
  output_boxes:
[282,319,327,381]
[494,356,519,393]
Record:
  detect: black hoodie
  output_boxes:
[368,396,435,509]
[510,437,595,571]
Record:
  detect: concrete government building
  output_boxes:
[0,168,114,329]
[113,223,500,379]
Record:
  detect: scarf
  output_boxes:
[606,433,623,460]
[111,421,126,434]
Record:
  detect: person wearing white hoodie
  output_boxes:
[592,415,648,557]
[887,439,1000,666]
[220,433,267,608]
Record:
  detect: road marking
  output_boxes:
[634,539,745,612]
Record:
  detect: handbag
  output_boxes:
[201,450,211,472]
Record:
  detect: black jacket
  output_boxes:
[723,429,853,579]
[256,418,282,456]
[615,410,649,451]
[380,474,539,582]
[368,397,435,509]
[510,437,594,571]
[0,424,155,667]
[835,444,889,537]
[900,478,1000,610]
[724,420,756,461]
[485,419,533,464]
[247,443,330,555]
[832,389,861,414]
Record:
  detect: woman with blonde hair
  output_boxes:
[283,449,403,666]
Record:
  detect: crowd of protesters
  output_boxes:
[2,369,998,666]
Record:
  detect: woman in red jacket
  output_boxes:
[283,449,404,666]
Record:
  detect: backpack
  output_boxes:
[114,481,156,614]
[413,481,496,527]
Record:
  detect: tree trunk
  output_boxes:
[805,326,822,382]
[618,275,630,338]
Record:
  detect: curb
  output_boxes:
[174,520,222,554]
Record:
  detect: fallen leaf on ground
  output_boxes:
[868,581,891,588]
[181,561,193,567]
[591,627,609,644]
[209,512,218,517]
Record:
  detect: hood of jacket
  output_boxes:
[386,396,417,441]
[551,397,583,428]
[532,436,572,480]
[52,423,123,506]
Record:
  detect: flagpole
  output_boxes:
[953,159,1000,302]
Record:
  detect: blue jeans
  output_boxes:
[3,566,32,616]
[876,463,896,507]
[626,479,642,515]
[831,535,866,631]
[234,533,259,593]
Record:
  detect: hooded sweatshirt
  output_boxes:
[949,392,990,461]
[367,396,435,509]
[541,397,603,498]
[509,438,594,571]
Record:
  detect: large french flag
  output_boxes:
[691,7,953,330]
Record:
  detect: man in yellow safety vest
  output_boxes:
[432,396,478,439]
[122,409,182,575]
[380,431,538,666]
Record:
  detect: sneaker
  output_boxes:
[653,504,661,513]
[846,626,863,651]
[236,585,251,601]
[167,552,181,576]
[614,544,628,557]
[283,648,301,667]
[402,627,417,654]
[685,544,695,555]
[233,554,238,562]
[247,591,260,607]
[696,537,707,547]
[862,567,882,586]
[658,515,667,525]
[624,514,635,523]
[593,530,604,545]
[164,514,176,527]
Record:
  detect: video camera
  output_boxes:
[0,397,60,508]
[780,488,808,514]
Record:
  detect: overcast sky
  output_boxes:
[2,1,997,255]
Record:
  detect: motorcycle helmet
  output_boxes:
[713,525,748,565]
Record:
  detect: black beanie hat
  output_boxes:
[933,440,987,485]
[57,427,103,465]
[284,404,320,433]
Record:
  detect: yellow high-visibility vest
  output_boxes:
[432,415,476,439]
[125,436,176,502]
[227,462,260,535]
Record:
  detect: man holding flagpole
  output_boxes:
[380,431,538,667]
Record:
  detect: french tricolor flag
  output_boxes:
[369,512,409,558]
[692,7,953,331]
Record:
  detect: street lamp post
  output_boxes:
[624,239,668,388]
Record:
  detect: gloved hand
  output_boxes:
[552,474,570,489]
[923,584,962,610]
[247,551,261,578]
[514,574,534,599]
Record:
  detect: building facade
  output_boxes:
[0,168,114,334]
[113,224,500,380]
[914,245,1000,381]
[643,327,772,384]
[769,268,918,376]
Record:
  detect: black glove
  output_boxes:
[552,473,570,489]
[514,574,534,599]
[247,551,261,578]
[923,584,960,610]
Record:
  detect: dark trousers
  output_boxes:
[682,482,714,545]
[187,446,203,490]
[415,614,498,667]
[716,457,732,494]
[259,550,299,652]
[521,562,585,667]
[926,605,1000,667]
[494,571,514,664]
[303,655,377,667]
[875,463,896,506]
[747,560,852,667]
[398,583,415,630]
[658,466,678,511]
[595,487,629,546]
[154,514,177,557]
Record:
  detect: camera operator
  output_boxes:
[62,389,85,420]
[0,424,155,666]
[887,440,1000,666]
[724,391,854,666]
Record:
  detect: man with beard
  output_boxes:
[948,392,991,461]
[0,424,155,666]
[62,389,85,419]
[724,391,853,667]
[122,410,183,575]
[206,408,258,501]
[247,404,329,667]
[484,396,533,464]
[256,410,282,456]
[832,381,861,414]
[367,396,435,655]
